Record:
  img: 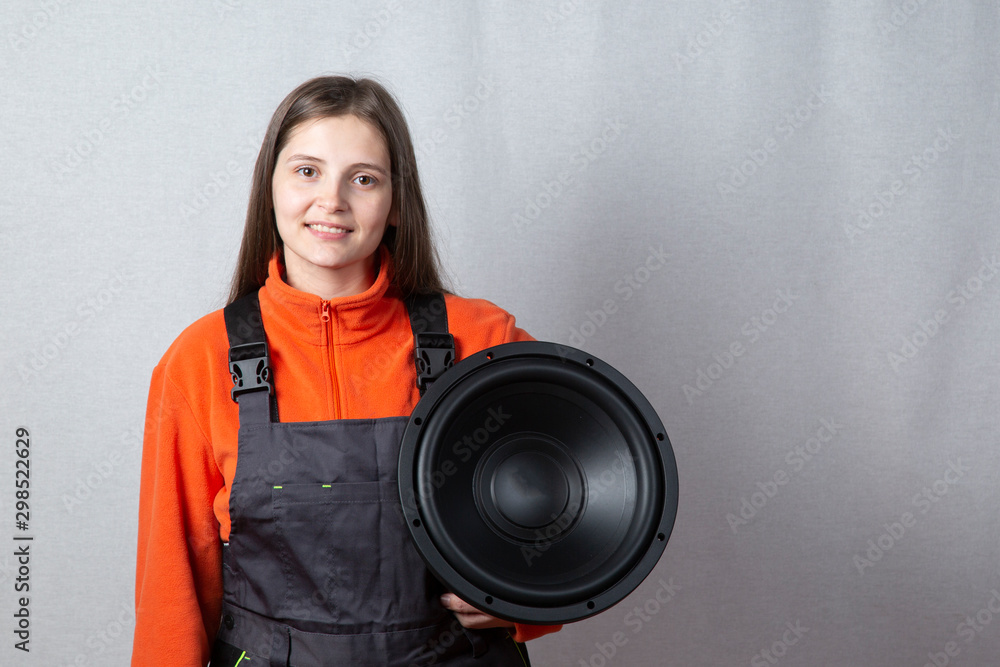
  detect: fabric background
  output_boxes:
[1,1,998,664]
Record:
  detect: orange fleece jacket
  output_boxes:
[132,251,561,666]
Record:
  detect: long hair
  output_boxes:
[227,76,446,304]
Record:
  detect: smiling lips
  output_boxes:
[307,222,352,235]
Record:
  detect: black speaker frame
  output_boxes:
[398,341,678,624]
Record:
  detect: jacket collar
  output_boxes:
[259,245,401,346]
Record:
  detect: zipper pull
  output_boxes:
[321,302,331,323]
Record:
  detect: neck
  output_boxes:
[282,254,378,300]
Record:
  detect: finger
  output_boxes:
[440,593,478,612]
[440,594,514,629]
[454,610,501,629]
[440,594,478,613]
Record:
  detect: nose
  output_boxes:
[316,179,348,213]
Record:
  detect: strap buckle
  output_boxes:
[229,342,273,402]
[414,332,455,392]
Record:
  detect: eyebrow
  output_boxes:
[284,154,389,177]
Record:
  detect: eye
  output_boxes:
[295,166,317,178]
[354,174,376,186]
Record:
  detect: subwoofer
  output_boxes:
[398,341,678,624]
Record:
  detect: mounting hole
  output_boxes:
[414,417,423,426]
[656,433,664,441]
[657,532,665,541]
[485,596,494,605]
[486,351,494,360]
[587,601,595,610]
[585,358,594,367]
[412,519,421,527]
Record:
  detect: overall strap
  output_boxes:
[224,291,277,425]
[404,292,455,395]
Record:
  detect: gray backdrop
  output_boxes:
[2,1,998,665]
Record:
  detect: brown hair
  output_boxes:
[227,76,446,303]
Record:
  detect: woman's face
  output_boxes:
[271,114,394,298]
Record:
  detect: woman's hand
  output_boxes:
[440,593,515,630]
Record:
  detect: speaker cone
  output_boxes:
[398,341,678,624]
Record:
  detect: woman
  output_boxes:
[132,76,560,666]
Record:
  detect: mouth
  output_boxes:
[307,223,352,233]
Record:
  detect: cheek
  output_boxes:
[366,193,394,227]
[273,183,307,220]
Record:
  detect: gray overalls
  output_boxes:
[210,292,531,667]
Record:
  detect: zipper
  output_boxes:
[320,301,341,418]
